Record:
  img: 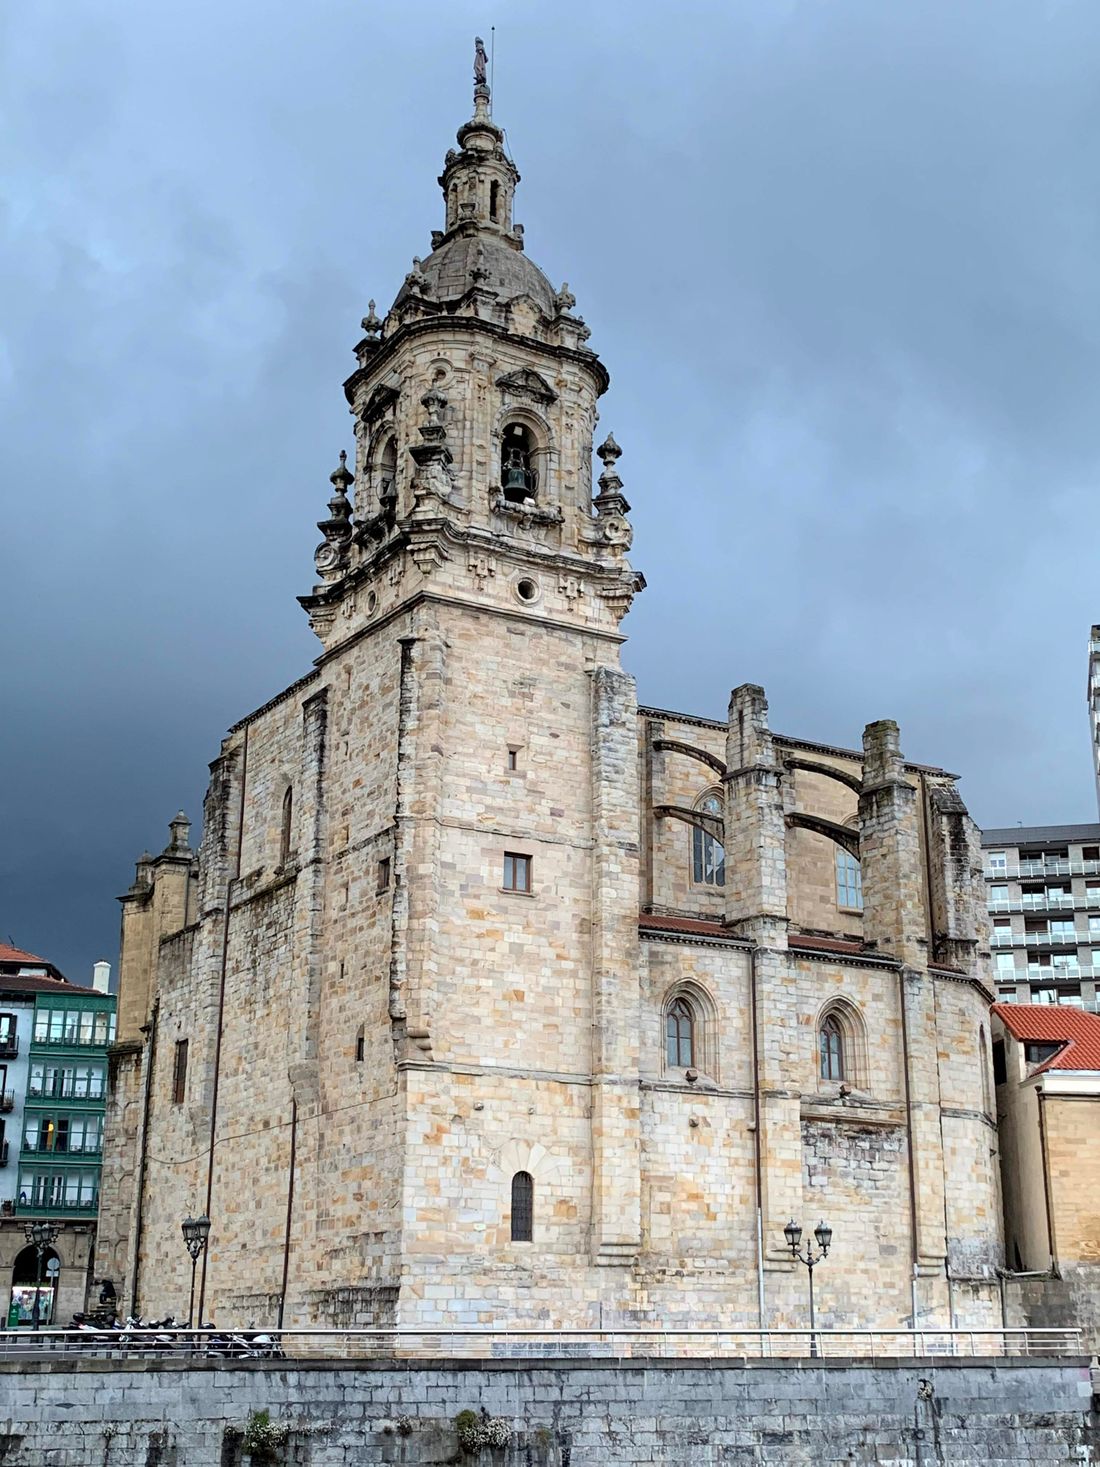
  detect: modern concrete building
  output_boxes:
[1088,625,1100,819]
[981,826,1100,1008]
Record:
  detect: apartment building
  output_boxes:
[1089,625,1100,819]
[982,825,1100,1007]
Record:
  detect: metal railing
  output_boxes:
[0,1325,1081,1362]
[985,862,1100,879]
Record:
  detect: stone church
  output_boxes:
[98,55,1003,1335]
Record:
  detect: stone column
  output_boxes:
[589,665,642,1268]
[723,685,800,1275]
[858,720,947,1288]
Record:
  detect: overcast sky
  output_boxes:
[4,1,1100,984]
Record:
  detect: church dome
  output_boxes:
[391,231,556,317]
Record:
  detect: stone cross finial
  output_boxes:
[315,450,354,579]
[554,281,577,315]
[360,300,382,338]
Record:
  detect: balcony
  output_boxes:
[0,1036,17,1060]
[991,932,1017,947]
[26,1084,106,1103]
[1021,894,1075,911]
[986,861,1100,879]
[20,1141,102,1158]
[0,1092,13,1113]
[1024,930,1080,947]
[9,1196,99,1217]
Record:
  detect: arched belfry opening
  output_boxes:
[501,423,537,503]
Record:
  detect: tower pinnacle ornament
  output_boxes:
[314,450,354,581]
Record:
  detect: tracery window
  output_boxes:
[510,1171,533,1242]
[692,792,725,887]
[665,998,695,1069]
[819,1015,844,1081]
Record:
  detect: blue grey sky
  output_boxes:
[4,1,1100,982]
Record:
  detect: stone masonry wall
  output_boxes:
[0,1356,1095,1465]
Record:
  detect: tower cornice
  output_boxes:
[343,312,610,408]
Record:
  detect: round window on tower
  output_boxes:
[500,423,538,503]
[515,577,541,606]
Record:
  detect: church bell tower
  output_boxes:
[300,46,643,643]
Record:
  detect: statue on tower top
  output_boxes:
[474,36,489,88]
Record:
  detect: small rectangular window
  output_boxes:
[835,849,863,911]
[507,748,519,772]
[502,852,532,893]
[172,1039,188,1105]
[377,856,391,892]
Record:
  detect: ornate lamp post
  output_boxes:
[180,1214,211,1329]
[783,1218,833,1358]
[23,1219,59,1330]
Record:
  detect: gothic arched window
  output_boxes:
[692,792,725,887]
[819,1015,844,1081]
[500,423,537,503]
[280,786,293,867]
[666,997,695,1069]
[510,1171,533,1242]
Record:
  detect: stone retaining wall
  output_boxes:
[0,1356,1095,1465]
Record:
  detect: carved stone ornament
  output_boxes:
[495,368,557,404]
[314,450,355,580]
[362,383,399,423]
[553,281,577,314]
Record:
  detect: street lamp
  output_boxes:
[783,1218,833,1357]
[23,1220,59,1331]
[180,1214,211,1329]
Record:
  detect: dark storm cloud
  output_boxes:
[4,1,1100,981]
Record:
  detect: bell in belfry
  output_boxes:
[501,424,535,502]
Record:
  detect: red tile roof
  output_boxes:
[639,914,730,938]
[638,915,869,957]
[0,943,71,986]
[993,1003,1100,1073]
[0,942,48,966]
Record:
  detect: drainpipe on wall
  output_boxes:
[128,1000,158,1319]
[277,1096,298,1330]
[897,965,920,1329]
[749,945,765,1328]
[198,724,249,1325]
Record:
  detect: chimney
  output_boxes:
[92,961,111,994]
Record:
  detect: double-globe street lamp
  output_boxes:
[181,1214,211,1330]
[783,1218,833,1358]
[23,1219,59,1330]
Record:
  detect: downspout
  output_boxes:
[129,999,158,1319]
[897,965,920,1329]
[198,724,249,1324]
[749,945,765,1328]
[277,1096,298,1329]
[1036,1088,1058,1274]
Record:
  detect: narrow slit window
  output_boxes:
[507,747,519,772]
[280,786,294,866]
[503,852,532,893]
[377,856,391,891]
[355,1025,365,1064]
[510,1171,533,1242]
[172,1039,188,1105]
